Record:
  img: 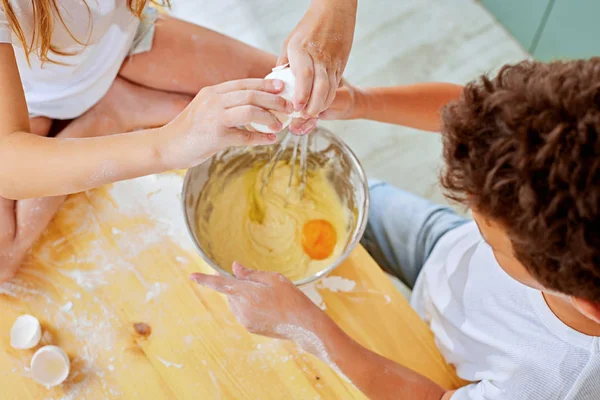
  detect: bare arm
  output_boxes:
[191,263,456,400]
[0,128,168,199]
[321,82,464,132]
[311,311,449,400]
[0,45,169,199]
[0,44,290,200]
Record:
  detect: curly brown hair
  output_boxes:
[441,58,600,303]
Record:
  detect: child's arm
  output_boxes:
[317,317,456,400]
[191,263,455,400]
[0,45,288,200]
[320,81,464,132]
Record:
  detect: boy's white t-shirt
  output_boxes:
[0,0,139,119]
[412,221,600,399]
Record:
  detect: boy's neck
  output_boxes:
[543,292,600,336]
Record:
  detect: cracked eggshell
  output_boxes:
[31,345,70,387]
[250,66,301,133]
[10,314,42,350]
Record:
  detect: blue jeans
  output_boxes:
[361,180,469,289]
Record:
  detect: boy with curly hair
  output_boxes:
[193,59,600,399]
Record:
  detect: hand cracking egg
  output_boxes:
[250,65,302,134]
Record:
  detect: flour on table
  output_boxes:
[156,356,184,369]
[145,282,167,303]
[208,370,222,399]
[317,276,356,293]
[2,172,194,399]
[109,173,194,251]
[59,262,116,291]
[48,173,189,298]
[60,301,73,313]
[52,238,66,247]
[301,276,356,309]
[0,279,55,304]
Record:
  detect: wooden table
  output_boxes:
[0,172,464,399]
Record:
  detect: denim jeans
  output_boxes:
[361,180,468,288]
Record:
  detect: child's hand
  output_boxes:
[160,79,293,169]
[190,262,328,343]
[319,80,363,121]
[288,80,362,134]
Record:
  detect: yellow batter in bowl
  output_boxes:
[195,159,351,281]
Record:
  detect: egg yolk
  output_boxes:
[302,219,337,260]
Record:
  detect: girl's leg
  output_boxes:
[0,78,190,282]
[66,77,191,136]
[118,16,278,96]
[0,117,61,281]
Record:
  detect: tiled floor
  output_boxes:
[169,0,528,296]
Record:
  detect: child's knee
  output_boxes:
[366,181,411,227]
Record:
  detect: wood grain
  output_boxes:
[0,172,464,399]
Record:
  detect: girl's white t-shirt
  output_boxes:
[412,222,600,399]
[0,0,139,119]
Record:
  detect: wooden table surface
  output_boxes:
[0,171,464,399]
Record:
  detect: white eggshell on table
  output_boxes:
[30,345,70,387]
[10,314,42,350]
[250,66,301,133]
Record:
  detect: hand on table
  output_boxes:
[278,0,357,134]
[190,262,328,345]
[160,79,293,169]
[190,262,450,400]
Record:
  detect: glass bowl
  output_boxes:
[181,126,369,286]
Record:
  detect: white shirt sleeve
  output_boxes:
[0,8,12,43]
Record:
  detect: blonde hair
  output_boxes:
[0,0,165,64]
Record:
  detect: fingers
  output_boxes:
[324,71,339,110]
[223,90,293,114]
[303,64,329,118]
[212,78,285,94]
[232,261,288,285]
[277,43,289,67]
[289,118,317,136]
[317,87,351,121]
[317,110,336,120]
[223,106,282,132]
[288,44,314,112]
[226,128,278,147]
[190,273,240,295]
[232,261,263,280]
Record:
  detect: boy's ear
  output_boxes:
[571,297,600,324]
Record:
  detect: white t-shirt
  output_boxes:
[0,0,139,119]
[412,222,600,400]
